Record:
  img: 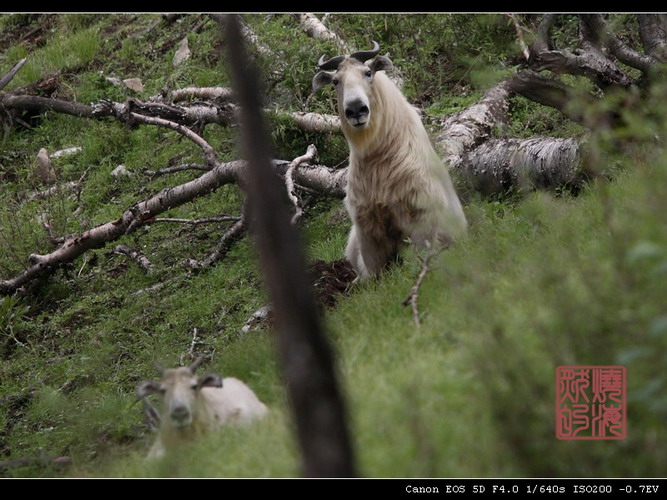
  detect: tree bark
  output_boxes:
[435,80,512,170]
[0,92,94,118]
[296,13,349,52]
[457,136,585,195]
[638,14,667,62]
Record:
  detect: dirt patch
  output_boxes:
[309,258,357,309]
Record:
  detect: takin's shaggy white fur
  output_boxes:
[137,360,268,459]
[313,44,467,279]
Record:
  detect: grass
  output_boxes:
[1,13,666,478]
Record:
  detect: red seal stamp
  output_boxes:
[556,365,626,440]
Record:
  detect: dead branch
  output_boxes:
[185,217,247,269]
[276,161,347,198]
[114,244,153,274]
[528,14,634,90]
[188,327,201,356]
[24,180,81,201]
[287,111,340,133]
[402,247,442,329]
[296,13,349,52]
[123,111,218,166]
[38,213,66,246]
[506,14,531,61]
[638,14,667,62]
[0,92,94,118]
[581,15,659,74]
[149,215,241,226]
[168,86,234,103]
[51,146,82,158]
[2,87,342,138]
[508,70,619,128]
[0,58,27,91]
[435,80,512,171]
[209,14,274,58]
[242,304,273,333]
[286,144,318,225]
[144,163,211,178]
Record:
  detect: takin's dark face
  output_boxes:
[137,367,222,429]
[313,56,393,130]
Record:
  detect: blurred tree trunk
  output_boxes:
[222,14,357,478]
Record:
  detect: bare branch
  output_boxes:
[185,217,247,269]
[402,247,442,329]
[296,13,349,52]
[24,180,81,201]
[638,14,667,62]
[435,80,512,171]
[188,327,200,356]
[2,84,341,140]
[0,58,27,91]
[581,15,658,74]
[509,70,619,127]
[529,14,634,90]
[144,163,211,178]
[0,92,94,118]
[125,112,218,166]
[287,111,340,133]
[149,215,241,226]
[506,14,531,61]
[286,144,318,225]
[169,86,234,103]
[242,304,273,333]
[114,244,153,274]
[532,13,557,54]
[38,213,66,246]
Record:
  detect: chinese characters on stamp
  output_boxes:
[556,365,626,440]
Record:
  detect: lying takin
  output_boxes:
[313,41,467,279]
[137,357,268,459]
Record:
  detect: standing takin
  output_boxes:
[137,357,268,459]
[313,41,467,279]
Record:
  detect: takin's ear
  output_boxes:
[369,56,393,73]
[137,380,161,399]
[312,71,334,92]
[197,373,223,390]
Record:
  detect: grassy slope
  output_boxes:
[1,14,666,478]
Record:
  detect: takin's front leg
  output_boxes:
[345,222,399,280]
[345,224,369,280]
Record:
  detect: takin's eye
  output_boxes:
[190,382,199,391]
[332,78,339,86]
[365,70,372,78]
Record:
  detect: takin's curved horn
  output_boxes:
[350,40,381,63]
[317,54,346,71]
[188,355,205,374]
